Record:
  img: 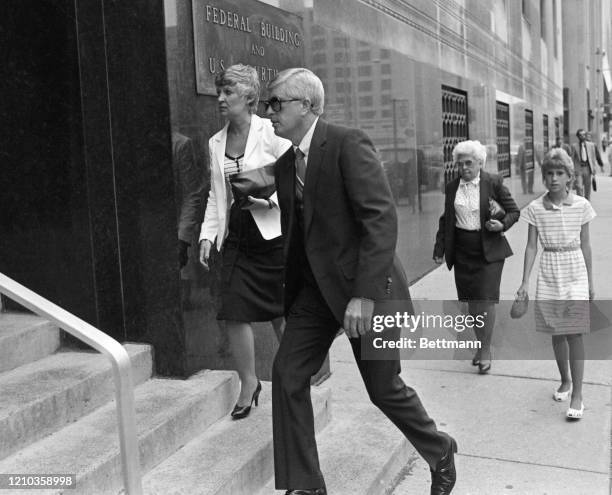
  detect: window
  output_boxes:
[312,53,326,65]
[358,51,370,61]
[381,79,391,90]
[381,94,392,106]
[496,101,511,177]
[540,0,546,39]
[333,37,346,48]
[358,65,372,76]
[381,64,391,74]
[360,110,376,119]
[313,38,326,50]
[359,96,373,107]
[380,49,390,59]
[358,80,373,91]
[442,86,469,184]
[382,109,392,118]
[334,52,346,63]
[336,82,351,93]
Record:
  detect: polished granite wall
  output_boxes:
[2,0,186,376]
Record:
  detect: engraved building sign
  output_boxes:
[192,0,304,95]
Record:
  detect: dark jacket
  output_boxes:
[433,171,519,270]
[274,119,410,323]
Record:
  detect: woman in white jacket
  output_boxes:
[199,65,291,419]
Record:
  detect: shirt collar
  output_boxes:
[294,117,319,161]
[459,172,481,186]
[542,192,574,210]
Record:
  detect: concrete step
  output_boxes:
[257,399,415,495]
[0,344,153,461]
[0,313,60,373]
[0,370,238,495]
[143,382,332,495]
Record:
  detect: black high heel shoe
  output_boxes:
[231,380,262,420]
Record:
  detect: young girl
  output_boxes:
[516,148,595,420]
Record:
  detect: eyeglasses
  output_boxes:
[263,96,302,112]
[454,159,478,168]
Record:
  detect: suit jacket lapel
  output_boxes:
[304,119,327,237]
[479,171,491,227]
[243,114,262,168]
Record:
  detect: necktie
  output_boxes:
[581,142,587,162]
[295,148,306,201]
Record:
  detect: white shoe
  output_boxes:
[566,402,584,419]
[553,387,571,402]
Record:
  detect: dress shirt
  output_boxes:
[454,173,481,231]
[294,117,319,167]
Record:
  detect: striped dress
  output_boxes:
[522,193,596,334]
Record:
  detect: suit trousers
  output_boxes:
[272,281,447,489]
[575,164,592,200]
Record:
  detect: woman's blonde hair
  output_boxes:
[214,64,260,113]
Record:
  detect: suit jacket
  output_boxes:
[433,171,520,270]
[572,141,603,175]
[200,114,291,249]
[172,132,204,243]
[274,119,409,323]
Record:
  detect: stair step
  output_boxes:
[0,370,238,495]
[0,344,153,461]
[143,383,332,495]
[257,401,415,495]
[0,313,60,373]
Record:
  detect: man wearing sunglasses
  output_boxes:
[260,68,457,495]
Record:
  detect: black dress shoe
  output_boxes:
[284,489,326,495]
[430,434,457,495]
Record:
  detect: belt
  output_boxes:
[543,245,580,252]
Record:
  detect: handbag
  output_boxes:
[229,164,276,208]
[592,176,597,192]
[510,293,529,319]
[488,197,506,221]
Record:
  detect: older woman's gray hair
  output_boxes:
[214,64,260,113]
[268,68,325,116]
[541,147,575,178]
[452,140,487,164]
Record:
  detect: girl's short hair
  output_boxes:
[541,148,574,178]
[452,140,487,164]
[214,64,260,113]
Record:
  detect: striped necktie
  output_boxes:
[295,147,306,201]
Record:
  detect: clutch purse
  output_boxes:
[229,164,276,208]
[488,197,506,221]
[510,293,529,319]
[592,176,597,192]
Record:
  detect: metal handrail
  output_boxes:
[0,272,142,495]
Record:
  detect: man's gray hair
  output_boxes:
[214,64,260,113]
[268,68,325,116]
[452,140,487,164]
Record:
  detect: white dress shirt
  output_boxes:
[454,173,481,231]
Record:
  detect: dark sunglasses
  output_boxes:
[263,96,302,112]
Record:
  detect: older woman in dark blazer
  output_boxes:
[433,140,519,374]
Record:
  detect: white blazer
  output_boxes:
[200,114,291,249]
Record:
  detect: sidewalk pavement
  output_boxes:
[326,176,612,494]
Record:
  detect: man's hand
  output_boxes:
[485,219,503,232]
[199,239,212,271]
[241,196,272,210]
[178,240,189,269]
[343,297,375,338]
[433,256,444,264]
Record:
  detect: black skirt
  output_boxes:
[217,204,284,322]
[453,228,504,303]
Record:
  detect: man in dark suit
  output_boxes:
[572,128,603,200]
[263,68,456,495]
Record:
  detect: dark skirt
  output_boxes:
[217,204,284,322]
[453,228,504,303]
